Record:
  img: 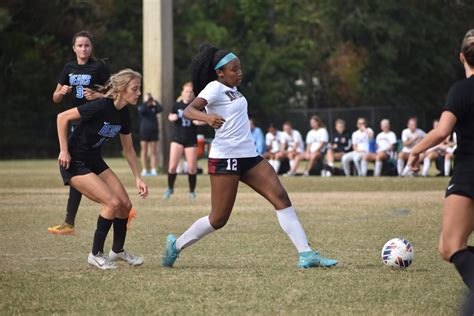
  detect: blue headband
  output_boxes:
[214,53,237,70]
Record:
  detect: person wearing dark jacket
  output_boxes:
[138,93,163,176]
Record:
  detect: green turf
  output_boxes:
[0,159,470,315]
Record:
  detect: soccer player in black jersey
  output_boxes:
[408,30,474,313]
[57,69,148,269]
[164,82,204,200]
[48,31,111,235]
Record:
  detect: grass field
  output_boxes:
[0,158,471,315]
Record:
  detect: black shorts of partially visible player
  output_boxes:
[445,182,474,199]
[70,121,80,133]
[208,156,264,176]
[445,159,474,199]
[60,157,109,186]
[172,135,197,148]
[139,128,159,142]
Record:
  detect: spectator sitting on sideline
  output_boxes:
[325,119,352,176]
[264,123,286,173]
[397,117,426,176]
[281,121,305,176]
[341,117,374,176]
[361,119,397,176]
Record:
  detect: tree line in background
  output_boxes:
[1,0,472,158]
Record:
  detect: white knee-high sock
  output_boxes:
[402,165,411,176]
[175,216,215,251]
[289,160,296,170]
[422,157,431,176]
[361,159,368,176]
[274,160,281,173]
[374,161,383,177]
[342,155,351,176]
[444,158,451,176]
[276,206,312,253]
[397,159,404,175]
[269,159,275,170]
[353,154,362,176]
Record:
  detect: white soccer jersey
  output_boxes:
[306,128,329,153]
[376,131,397,153]
[351,128,374,153]
[198,81,257,158]
[401,128,426,153]
[266,131,285,153]
[282,129,304,153]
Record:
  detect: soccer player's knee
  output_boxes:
[108,197,122,214]
[275,189,291,206]
[124,199,133,213]
[438,238,456,262]
[209,215,229,230]
[438,244,451,261]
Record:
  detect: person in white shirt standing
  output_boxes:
[161,44,337,269]
[282,121,305,176]
[300,115,329,176]
[264,123,286,173]
[341,118,374,176]
[361,119,397,176]
[397,117,426,176]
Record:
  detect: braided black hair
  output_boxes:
[191,44,230,96]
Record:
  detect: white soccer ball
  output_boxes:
[381,238,414,269]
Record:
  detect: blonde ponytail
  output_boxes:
[98,68,142,97]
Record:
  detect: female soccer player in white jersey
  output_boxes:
[161,44,337,269]
[409,30,474,313]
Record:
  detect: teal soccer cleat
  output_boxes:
[162,234,180,267]
[298,251,338,269]
[163,188,174,200]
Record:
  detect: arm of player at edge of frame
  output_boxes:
[408,111,456,171]
[57,108,81,169]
